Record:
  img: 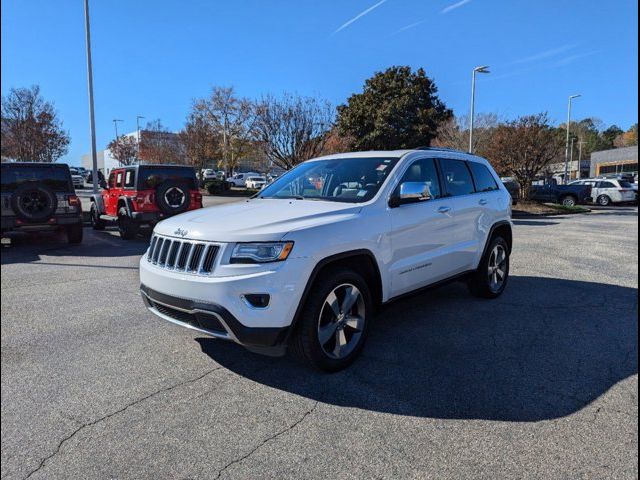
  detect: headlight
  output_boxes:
[230,242,294,263]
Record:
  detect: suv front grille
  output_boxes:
[147,234,220,275]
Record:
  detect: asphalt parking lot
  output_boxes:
[1,206,638,479]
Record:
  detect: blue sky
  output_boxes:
[2,0,638,166]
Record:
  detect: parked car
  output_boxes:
[501,177,520,205]
[85,169,105,185]
[528,182,592,207]
[570,178,637,206]
[140,148,513,371]
[90,164,203,240]
[245,176,267,189]
[69,167,85,189]
[227,172,259,187]
[201,169,218,182]
[1,162,83,243]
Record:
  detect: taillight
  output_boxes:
[68,195,81,207]
[191,191,203,207]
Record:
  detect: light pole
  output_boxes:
[563,94,581,184]
[136,115,145,160]
[469,65,490,153]
[577,139,586,179]
[112,119,123,139]
[83,0,98,194]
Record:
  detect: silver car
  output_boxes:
[570,178,637,206]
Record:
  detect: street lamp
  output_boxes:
[112,119,123,139]
[563,94,581,184]
[136,115,145,161]
[83,0,98,194]
[469,65,490,153]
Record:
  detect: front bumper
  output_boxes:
[140,284,288,355]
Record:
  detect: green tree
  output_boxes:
[336,66,452,150]
[601,125,624,146]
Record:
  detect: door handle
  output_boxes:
[479,199,488,205]
[438,206,451,214]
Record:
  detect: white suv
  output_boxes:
[140,148,513,371]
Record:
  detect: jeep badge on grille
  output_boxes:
[174,228,188,238]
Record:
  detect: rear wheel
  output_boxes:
[90,202,106,230]
[66,224,83,244]
[290,267,372,372]
[560,195,577,207]
[117,207,138,240]
[597,194,611,206]
[468,236,510,299]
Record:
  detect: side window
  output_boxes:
[439,158,475,197]
[124,170,135,188]
[397,158,442,199]
[468,161,499,192]
[108,171,117,188]
[115,171,123,187]
[599,181,615,188]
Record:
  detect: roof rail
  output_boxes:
[414,146,468,153]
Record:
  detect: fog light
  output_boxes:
[243,294,270,309]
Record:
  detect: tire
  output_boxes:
[155,182,190,216]
[290,267,372,372]
[66,224,83,244]
[90,202,106,230]
[597,195,611,207]
[468,236,510,299]
[560,195,577,207]
[117,206,139,240]
[10,182,58,223]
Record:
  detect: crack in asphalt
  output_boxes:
[22,367,223,480]
[214,401,319,479]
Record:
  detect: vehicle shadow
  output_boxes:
[0,228,150,265]
[197,276,638,422]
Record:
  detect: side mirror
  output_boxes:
[389,182,432,208]
[99,180,108,189]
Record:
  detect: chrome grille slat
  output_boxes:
[146,234,220,276]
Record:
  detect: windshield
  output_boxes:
[258,157,400,203]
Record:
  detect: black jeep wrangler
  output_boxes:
[1,162,83,244]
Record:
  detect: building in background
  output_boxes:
[589,146,638,177]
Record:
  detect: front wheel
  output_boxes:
[90,203,106,230]
[117,207,139,240]
[290,267,372,372]
[468,236,510,299]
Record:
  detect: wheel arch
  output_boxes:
[117,196,134,216]
[285,249,383,343]
[483,220,513,257]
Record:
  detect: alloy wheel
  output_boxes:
[317,283,365,359]
[488,244,507,293]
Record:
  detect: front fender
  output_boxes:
[90,194,105,214]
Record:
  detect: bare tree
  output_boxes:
[1,85,70,162]
[433,113,499,155]
[253,93,334,170]
[139,119,185,164]
[180,112,220,175]
[192,87,255,174]
[107,135,138,165]
[483,113,564,197]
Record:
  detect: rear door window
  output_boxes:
[468,161,499,192]
[124,170,136,188]
[598,181,616,188]
[439,158,475,197]
[1,165,72,192]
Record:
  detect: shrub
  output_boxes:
[205,179,231,195]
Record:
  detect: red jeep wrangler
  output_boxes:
[89,165,202,239]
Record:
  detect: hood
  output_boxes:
[154,198,362,242]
